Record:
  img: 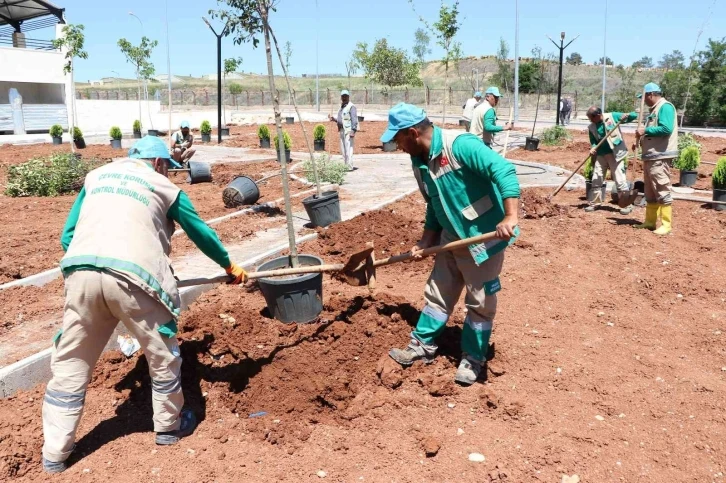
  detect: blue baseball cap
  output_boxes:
[380,103,427,143]
[474,91,482,97]
[341,89,350,96]
[180,120,190,128]
[637,83,661,98]
[485,87,503,98]
[128,136,182,168]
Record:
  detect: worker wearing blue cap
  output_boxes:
[41,135,248,474]
[633,82,678,235]
[329,89,358,170]
[383,103,521,386]
[461,91,483,131]
[170,120,196,165]
[469,87,512,147]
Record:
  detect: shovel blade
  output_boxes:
[617,189,638,208]
[339,243,375,287]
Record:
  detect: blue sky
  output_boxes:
[46,0,725,81]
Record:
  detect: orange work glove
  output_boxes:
[225,262,248,285]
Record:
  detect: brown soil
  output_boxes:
[0,278,65,338]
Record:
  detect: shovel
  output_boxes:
[616,88,648,208]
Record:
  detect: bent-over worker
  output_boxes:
[41,136,248,474]
[461,91,482,131]
[469,86,512,148]
[585,106,637,215]
[170,120,196,165]
[382,103,520,386]
[329,89,358,170]
[634,82,678,235]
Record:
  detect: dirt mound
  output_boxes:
[519,188,570,219]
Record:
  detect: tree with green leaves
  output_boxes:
[597,56,614,66]
[344,55,358,90]
[413,27,431,66]
[52,24,88,152]
[223,57,242,125]
[490,38,513,93]
[632,56,653,69]
[283,41,292,72]
[565,52,582,65]
[605,65,638,112]
[355,39,422,94]
[118,37,158,127]
[352,42,371,78]
[688,37,726,124]
[659,50,685,72]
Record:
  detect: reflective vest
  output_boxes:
[588,113,628,161]
[642,98,679,161]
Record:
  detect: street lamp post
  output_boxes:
[165,0,172,142]
[514,0,519,121]
[547,31,579,126]
[601,0,608,111]
[202,17,228,144]
[315,0,319,111]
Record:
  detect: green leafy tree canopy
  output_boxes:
[355,39,422,88]
[118,37,158,80]
[52,24,88,74]
[565,52,582,65]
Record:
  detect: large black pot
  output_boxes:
[525,136,540,151]
[148,129,159,137]
[220,128,230,137]
[277,149,291,163]
[110,139,122,149]
[201,133,211,143]
[679,170,698,187]
[713,188,726,212]
[74,138,86,149]
[285,117,294,124]
[257,254,324,324]
[52,136,62,145]
[357,116,364,122]
[459,119,467,127]
[187,161,212,184]
[382,141,397,152]
[302,190,342,228]
[223,176,260,208]
[260,138,271,148]
[314,139,325,151]
[133,131,142,139]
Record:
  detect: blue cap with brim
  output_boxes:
[637,82,661,98]
[341,90,350,96]
[474,91,482,97]
[128,135,183,168]
[180,121,190,128]
[380,103,427,143]
[485,86,503,98]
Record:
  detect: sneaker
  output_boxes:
[454,355,483,386]
[619,205,634,215]
[43,458,67,474]
[584,205,597,213]
[389,339,436,367]
[155,409,197,445]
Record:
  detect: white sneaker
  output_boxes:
[454,355,482,385]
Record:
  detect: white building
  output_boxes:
[0,0,72,135]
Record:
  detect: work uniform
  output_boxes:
[469,102,502,147]
[461,97,480,131]
[336,102,358,168]
[171,130,193,157]
[641,98,678,205]
[587,112,636,204]
[43,158,231,464]
[409,127,520,363]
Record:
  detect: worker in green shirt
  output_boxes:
[634,83,678,235]
[381,103,520,386]
[585,106,637,215]
[42,136,248,474]
[469,86,512,148]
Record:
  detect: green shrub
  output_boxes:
[49,124,63,138]
[200,120,212,135]
[583,157,594,181]
[72,127,83,141]
[540,125,571,146]
[109,126,122,140]
[713,157,726,190]
[274,131,292,150]
[673,145,700,171]
[133,120,142,132]
[313,124,326,141]
[677,132,701,154]
[303,154,349,185]
[4,153,96,197]
[258,124,270,140]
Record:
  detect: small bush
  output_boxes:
[258,124,271,140]
[303,154,349,185]
[49,124,63,138]
[673,145,700,171]
[677,132,701,154]
[713,157,726,190]
[540,125,571,146]
[583,158,594,181]
[313,124,326,141]
[109,126,122,140]
[200,120,212,135]
[4,153,96,197]
[274,131,292,150]
[133,120,142,132]
[72,127,83,141]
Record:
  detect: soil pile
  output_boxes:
[519,188,570,219]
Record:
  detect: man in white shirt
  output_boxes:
[461,91,482,131]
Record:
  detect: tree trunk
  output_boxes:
[442,63,448,126]
[258,1,298,267]
[136,68,142,128]
[69,61,75,154]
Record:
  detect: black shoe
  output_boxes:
[155,409,197,445]
[43,458,67,474]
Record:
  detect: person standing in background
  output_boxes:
[329,89,358,171]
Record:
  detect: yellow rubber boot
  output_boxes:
[634,203,658,230]
[654,205,672,235]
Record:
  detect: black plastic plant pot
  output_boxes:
[525,136,540,151]
[52,136,62,145]
[713,188,726,212]
[221,128,230,136]
[679,170,698,187]
[74,138,86,149]
[148,129,159,137]
[201,133,211,143]
[222,176,260,208]
[314,139,325,151]
[187,161,212,184]
[133,131,142,139]
[277,149,291,163]
[459,119,467,127]
[110,139,122,149]
[285,117,294,124]
[382,141,397,152]
[260,138,271,148]
[257,254,324,324]
[358,116,364,122]
[302,190,342,228]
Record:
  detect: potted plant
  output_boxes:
[674,145,701,188]
[357,111,364,122]
[712,156,726,212]
[258,124,271,148]
[133,120,142,139]
[200,120,212,143]
[301,154,345,227]
[285,115,294,124]
[274,131,292,163]
[313,124,326,151]
[72,127,86,149]
[109,126,123,149]
[49,124,63,145]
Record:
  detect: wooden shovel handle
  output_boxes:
[501,106,514,158]
[176,263,345,288]
[372,231,502,268]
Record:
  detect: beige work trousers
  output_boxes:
[339,130,355,168]
[42,270,183,463]
[589,153,628,205]
[644,158,673,205]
